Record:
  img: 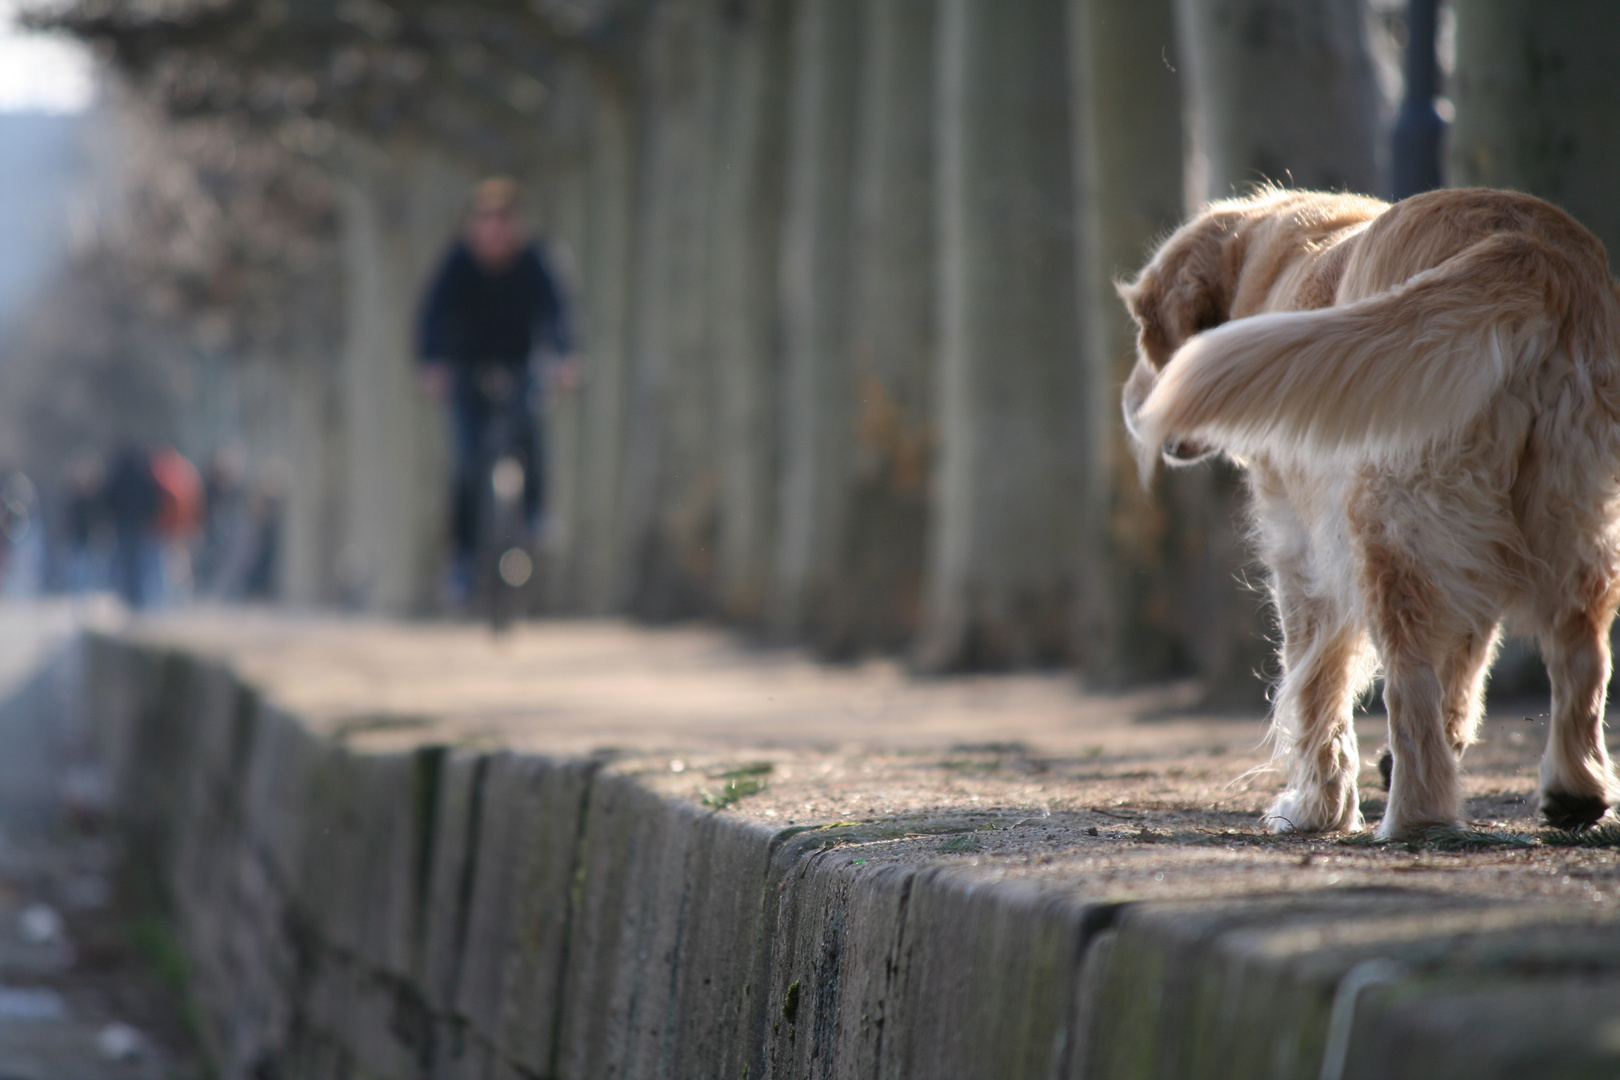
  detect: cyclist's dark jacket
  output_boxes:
[416,239,570,367]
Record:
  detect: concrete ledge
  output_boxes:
[78,628,1620,1079]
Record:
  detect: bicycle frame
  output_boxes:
[468,364,537,632]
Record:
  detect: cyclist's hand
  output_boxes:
[420,362,452,399]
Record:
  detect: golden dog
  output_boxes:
[1120,186,1620,839]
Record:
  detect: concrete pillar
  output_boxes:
[708,0,793,627]
[834,0,938,656]
[1169,0,1381,703]
[1450,1,1620,267]
[920,0,1084,670]
[616,0,724,620]
[1068,0,1188,685]
[770,0,863,641]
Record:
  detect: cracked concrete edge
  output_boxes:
[77,631,1620,1080]
[1075,894,1620,1080]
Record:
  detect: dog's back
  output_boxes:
[1129,188,1620,482]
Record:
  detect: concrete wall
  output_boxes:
[89,633,1114,1079]
[81,631,1620,1080]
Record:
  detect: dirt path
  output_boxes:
[133,611,1620,913]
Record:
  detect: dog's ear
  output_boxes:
[1115,276,1155,331]
[1162,214,1246,339]
[1123,210,1247,370]
[1117,274,1174,369]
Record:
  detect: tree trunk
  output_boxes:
[770,0,864,641]
[920,0,1084,670]
[280,345,344,606]
[824,0,939,657]
[1175,0,1382,202]
[709,0,793,627]
[1450,1,1620,267]
[617,0,724,620]
[1170,0,1381,704]
[1069,0,1189,685]
[570,78,639,614]
[335,144,467,615]
[532,60,595,613]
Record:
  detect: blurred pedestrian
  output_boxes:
[151,446,204,604]
[416,176,575,607]
[103,445,160,609]
[241,462,286,600]
[203,455,284,602]
[0,470,41,598]
[198,445,249,597]
[57,453,107,595]
[60,452,106,594]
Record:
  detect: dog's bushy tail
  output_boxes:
[1132,233,1606,476]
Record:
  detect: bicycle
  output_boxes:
[467,364,539,632]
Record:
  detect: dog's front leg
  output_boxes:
[1262,620,1369,834]
[1256,479,1370,834]
[1441,627,1500,757]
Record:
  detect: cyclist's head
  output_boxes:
[467,177,526,270]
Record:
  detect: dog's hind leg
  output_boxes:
[1537,595,1620,829]
[1443,626,1501,758]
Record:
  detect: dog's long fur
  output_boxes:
[1121,187,1620,839]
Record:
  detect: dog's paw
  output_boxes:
[1373,813,1454,842]
[1373,814,1412,842]
[1541,789,1611,830]
[1261,793,1302,833]
[1263,789,1361,834]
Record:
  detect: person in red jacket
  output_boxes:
[150,447,204,604]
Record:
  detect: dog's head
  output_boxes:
[1118,207,1250,466]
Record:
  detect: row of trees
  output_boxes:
[34,0,1620,695]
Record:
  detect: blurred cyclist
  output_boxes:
[417,177,574,606]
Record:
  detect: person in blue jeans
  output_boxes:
[417,177,575,605]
